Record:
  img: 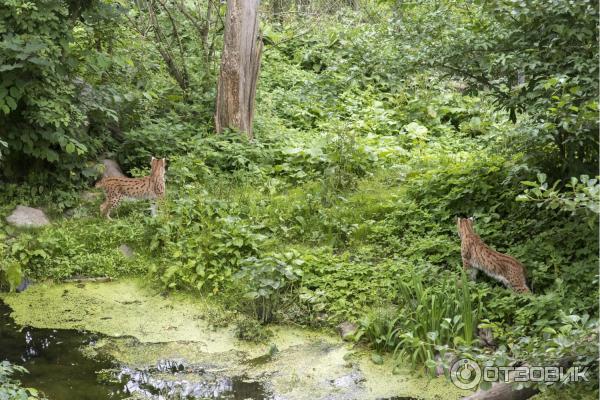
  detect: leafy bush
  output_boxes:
[117,119,196,170]
[518,173,600,218]
[402,0,599,176]
[469,312,599,394]
[234,251,304,323]
[0,0,119,182]
[147,196,266,294]
[0,361,40,400]
[355,306,400,353]
[234,317,273,342]
[391,270,480,374]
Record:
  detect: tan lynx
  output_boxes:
[457,217,530,294]
[95,157,166,219]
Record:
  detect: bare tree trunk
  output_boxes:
[214,0,263,140]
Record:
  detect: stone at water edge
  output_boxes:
[337,321,358,341]
[16,278,32,293]
[6,205,50,228]
[119,244,134,258]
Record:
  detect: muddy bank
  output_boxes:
[1,279,472,399]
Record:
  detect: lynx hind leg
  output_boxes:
[100,199,114,220]
[468,268,479,281]
[100,200,109,218]
[150,202,157,217]
[103,192,121,220]
[461,252,478,281]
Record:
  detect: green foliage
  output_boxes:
[147,196,266,294]
[0,361,40,400]
[234,251,304,323]
[355,306,400,353]
[117,119,195,170]
[518,173,600,218]
[470,312,599,394]
[0,0,112,181]
[299,252,402,322]
[0,203,149,282]
[234,317,273,342]
[391,270,480,374]
[0,261,22,293]
[402,0,599,176]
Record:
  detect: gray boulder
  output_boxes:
[6,206,50,228]
[101,159,125,178]
[337,321,358,341]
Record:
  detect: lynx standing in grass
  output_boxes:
[96,157,166,219]
[457,217,530,294]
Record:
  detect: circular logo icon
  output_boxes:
[450,358,481,390]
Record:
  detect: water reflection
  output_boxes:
[0,301,267,400]
[118,360,267,399]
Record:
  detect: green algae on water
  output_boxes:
[1,279,473,400]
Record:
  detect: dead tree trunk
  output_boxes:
[214,0,262,140]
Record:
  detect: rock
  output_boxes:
[478,327,496,348]
[119,244,134,258]
[6,206,50,228]
[101,159,125,178]
[16,278,32,293]
[331,370,364,389]
[370,353,384,365]
[336,321,358,341]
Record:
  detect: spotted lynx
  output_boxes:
[457,217,530,294]
[95,157,166,219]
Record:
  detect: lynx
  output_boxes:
[457,217,530,294]
[95,157,166,219]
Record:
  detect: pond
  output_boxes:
[0,280,470,400]
[0,301,268,399]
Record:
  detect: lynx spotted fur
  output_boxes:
[95,157,166,219]
[457,217,530,294]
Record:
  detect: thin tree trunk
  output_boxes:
[145,0,189,94]
[214,0,262,139]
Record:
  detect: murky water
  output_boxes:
[0,302,124,399]
[0,302,267,400]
